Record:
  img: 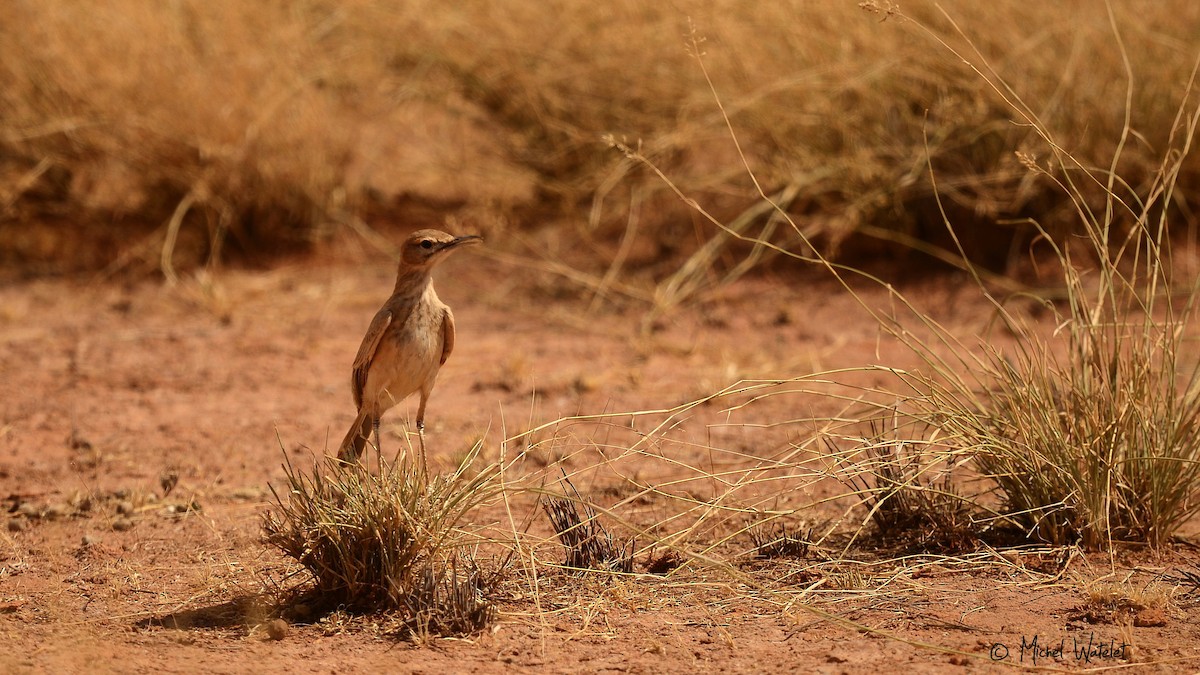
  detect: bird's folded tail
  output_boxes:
[338,411,375,461]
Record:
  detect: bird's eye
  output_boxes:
[420,240,433,249]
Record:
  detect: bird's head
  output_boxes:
[399,229,483,269]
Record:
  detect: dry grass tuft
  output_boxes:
[835,431,983,554]
[263,444,500,638]
[1074,580,1175,625]
[746,518,813,560]
[954,326,1200,548]
[542,477,635,574]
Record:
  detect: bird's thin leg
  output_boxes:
[417,422,426,471]
[416,395,428,473]
[373,418,382,475]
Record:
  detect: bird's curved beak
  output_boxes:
[440,235,483,251]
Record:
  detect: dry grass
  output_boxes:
[482,1,1200,599]
[895,2,1200,549]
[830,427,984,554]
[3,1,1199,283]
[542,476,636,574]
[746,517,813,560]
[604,0,1200,553]
[262,443,501,638]
[1081,579,1175,619]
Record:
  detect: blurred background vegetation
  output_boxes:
[2,0,1198,282]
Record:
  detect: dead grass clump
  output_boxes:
[542,478,635,574]
[747,519,813,560]
[860,444,980,553]
[263,447,500,638]
[401,559,496,642]
[1072,581,1174,625]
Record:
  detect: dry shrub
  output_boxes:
[263,447,500,638]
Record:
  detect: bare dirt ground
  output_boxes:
[3,244,1200,673]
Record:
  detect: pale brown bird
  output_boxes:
[338,229,482,461]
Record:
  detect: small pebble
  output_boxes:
[44,503,70,520]
[116,500,135,516]
[16,503,39,518]
[112,517,134,532]
[81,533,100,546]
[265,618,289,641]
[6,519,26,533]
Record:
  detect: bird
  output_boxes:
[338,229,482,462]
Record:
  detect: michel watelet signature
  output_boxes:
[989,633,1129,664]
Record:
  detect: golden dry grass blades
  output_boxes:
[262,444,501,638]
[942,325,1200,548]
[901,22,1200,548]
[4,1,1200,279]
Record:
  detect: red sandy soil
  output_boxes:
[3,246,1200,673]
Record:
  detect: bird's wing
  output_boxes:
[440,306,456,365]
[350,308,393,409]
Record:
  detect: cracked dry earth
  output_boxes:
[3,250,1200,673]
